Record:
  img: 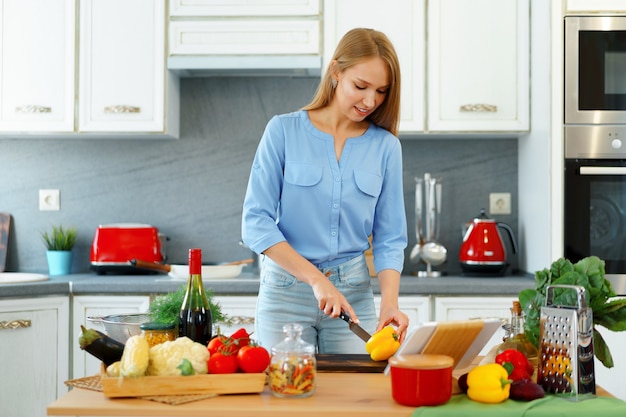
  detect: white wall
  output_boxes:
[518,0,561,274]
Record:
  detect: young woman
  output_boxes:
[242,28,408,353]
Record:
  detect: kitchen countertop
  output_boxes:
[49,374,410,417]
[0,272,536,299]
[47,372,619,417]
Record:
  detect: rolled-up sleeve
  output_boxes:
[241,116,288,254]
[371,139,407,273]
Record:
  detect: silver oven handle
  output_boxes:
[580,166,626,175]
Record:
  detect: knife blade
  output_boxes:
[339,311,372,342]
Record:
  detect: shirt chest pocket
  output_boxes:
[284,162,323,187]
[354,170,383,198]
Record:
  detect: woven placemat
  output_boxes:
[64,375,217,405]
[65,375,102,392]
[141,393,218,405]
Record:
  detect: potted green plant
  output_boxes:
[42,225,77,276]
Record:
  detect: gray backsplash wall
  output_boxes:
[0,77,517,276]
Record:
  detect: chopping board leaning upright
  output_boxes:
[0,212,10,271]
[385,318,503,374]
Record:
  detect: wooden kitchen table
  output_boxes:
[48,373,617,417]
[48,373,411,417]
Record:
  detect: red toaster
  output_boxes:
[90,223,166,274]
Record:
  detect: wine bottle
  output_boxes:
[178,248,212,345]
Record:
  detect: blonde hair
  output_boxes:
[303,28,401,136]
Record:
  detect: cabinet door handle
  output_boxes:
[15,105,52,113]
[459,104,498,112]
[223,316,255,326]
[104,105,141,114]
[0,319,32,330]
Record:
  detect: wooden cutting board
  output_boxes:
[421,320,484,367]
[316,354,387,373]
[0,213,10,272]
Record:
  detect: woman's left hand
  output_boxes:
[375,269,409,344]
[376,307,409,344]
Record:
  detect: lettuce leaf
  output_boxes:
[519,256,626,368]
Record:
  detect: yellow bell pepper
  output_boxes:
[466,363,511,404]
[365,326,400,361]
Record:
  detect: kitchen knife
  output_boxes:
[339,311,372,342]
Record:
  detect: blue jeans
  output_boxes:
[255,254,376,354]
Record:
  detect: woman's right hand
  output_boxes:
[310,275,359,323]
[263,242,359,323]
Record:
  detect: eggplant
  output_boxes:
[78,325,125,366]
[457,372,469,394]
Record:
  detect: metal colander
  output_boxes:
[87,313,152,343]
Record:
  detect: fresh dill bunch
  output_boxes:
[149,284,226,324]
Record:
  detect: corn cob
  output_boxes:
[119,335,150,377]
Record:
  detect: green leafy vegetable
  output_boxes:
[149,284,226,325]
[518,256,626,368]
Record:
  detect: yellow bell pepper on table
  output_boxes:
[466,363,512,404]
[365,325,400,361]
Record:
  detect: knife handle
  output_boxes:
[339,311,352,323]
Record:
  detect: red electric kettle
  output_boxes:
[459,209,518,275]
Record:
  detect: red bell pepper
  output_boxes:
[495,349,534,381]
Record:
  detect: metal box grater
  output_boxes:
[537,285,596,400]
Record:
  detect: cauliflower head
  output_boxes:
[146,337,209,376]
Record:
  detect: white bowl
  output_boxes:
[0,273,49,284]
[168,264,244,280]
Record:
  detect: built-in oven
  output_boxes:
[564,125,626,284]
[564,14,626,292]
[565,16,626,125]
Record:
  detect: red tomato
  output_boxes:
[207,335,228,356]
[237,345,271,373]
[208,352,239,374]
[208,328,250,356]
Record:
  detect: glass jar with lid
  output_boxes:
[140,322,176,347]
[268,323,316,398]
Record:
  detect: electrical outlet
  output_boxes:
[489,192,511,215]
[39,189,60,211]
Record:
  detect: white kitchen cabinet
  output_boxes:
[0,0,75,132]
[79,0,178,136]
[169,20,320,56]
[0,296,70,417]
[213,295,257,336]
[170,0,320,16]
[323,0,528,134]
[0,0,179,138]
[168,0,321,75]
[378,295,432,325]
[71,295,150,378]
[434,296,515,354]
[323,0,426,133]
[427,0,529,132]
[565,0,626,12]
